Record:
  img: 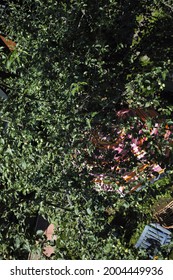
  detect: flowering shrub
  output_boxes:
[89,109,173,195]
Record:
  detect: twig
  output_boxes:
[162,1,173,11]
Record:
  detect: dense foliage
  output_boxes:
[0,0,173,259]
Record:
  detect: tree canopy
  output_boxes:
[0,0,173,259]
